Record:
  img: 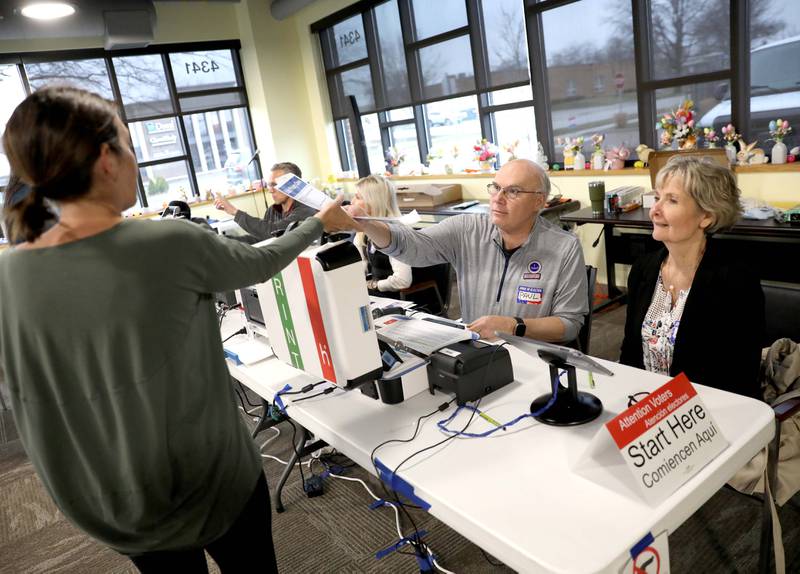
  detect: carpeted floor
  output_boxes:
[1,303,799,573]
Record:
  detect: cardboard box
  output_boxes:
[395,183,462,208]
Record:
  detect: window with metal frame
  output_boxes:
[532,0,639,163]
[527,0,793,163]
[314,0,534,174]
[4,41,260,210]
[0,64,28,188]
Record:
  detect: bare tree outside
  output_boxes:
[606,0,785,78]
[25,60,115,99]
[491,4,528,76]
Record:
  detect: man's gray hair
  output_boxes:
[538,166,552,200]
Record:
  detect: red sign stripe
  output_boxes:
[606,373,697,449]
[297,257,337,384]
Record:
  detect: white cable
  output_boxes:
[325,468,453,570]
[257,424,313,467]
[429,548,456,574]
[325,471,403,540]
[236,405,262,418]
[261,454,291,464]
[259,427,281,451]
[260,453,315,467]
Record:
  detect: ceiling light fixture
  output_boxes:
[20,2,76,20]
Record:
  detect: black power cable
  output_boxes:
[291,386,340,403]
[480,547,505,567]
[222,327,246,343]
[371,341,507,565]
[285,418,306,488]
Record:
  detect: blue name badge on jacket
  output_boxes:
[517,285,543,305]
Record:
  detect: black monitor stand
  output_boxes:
[530,350,603,426]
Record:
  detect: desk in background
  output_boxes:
[223,312,773,573]
[406,198,580,227]
[561,206,800,308]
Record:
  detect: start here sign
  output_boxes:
[606,373,728,503]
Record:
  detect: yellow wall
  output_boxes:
[235,0,356,180]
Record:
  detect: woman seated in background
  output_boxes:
[620,155,764,399]
[350,174,412,298]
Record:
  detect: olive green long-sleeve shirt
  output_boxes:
[0,216,322,554]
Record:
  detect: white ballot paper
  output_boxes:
[275,173,334,210]
[274,173,421,224]
[376,315,477,356]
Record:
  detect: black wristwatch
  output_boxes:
[513,317,526,337]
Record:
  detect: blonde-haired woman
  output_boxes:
[620,155,764,398]
[350,174,412,298]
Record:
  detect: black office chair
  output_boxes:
[762,282,800,346]
[757,281,800,573]
[399,263,453,317]
[576,265,598,354]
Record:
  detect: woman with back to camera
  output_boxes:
[619,155,764,398]
[0,86,354,573]
[350,174,412,298]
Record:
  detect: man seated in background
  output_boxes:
[345,159,588,342]
[214,161,317,241]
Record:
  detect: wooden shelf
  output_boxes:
[732,163,800,173]
[125,188,267,219]
[337,162,799,182]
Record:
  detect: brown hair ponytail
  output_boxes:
[2,86,122,243]
[3,177,55,244]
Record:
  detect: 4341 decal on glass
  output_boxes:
[338,29,361,48]
[184,60,220,75]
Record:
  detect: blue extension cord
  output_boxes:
[436,370,565,438]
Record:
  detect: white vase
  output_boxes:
[771,140,787,165]
[724,143,737,164]
[573,150,585,170]
[591,150,604,170]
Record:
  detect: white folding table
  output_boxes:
[223,311,774,573]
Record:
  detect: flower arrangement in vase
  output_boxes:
[426,146,446,174]
[385,146,405,175]
[590,134,605,170]
[657,99,697,149]
[573,136,586,170]
[559,137,585,170]
[474,138,497,172]
[535,141,549,170]
[605,143,630,170]
[721,123,741,164]
[768,119,792,164]
[703,127,720,149]
[502,139,520,162]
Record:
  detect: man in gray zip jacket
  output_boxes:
[349,159,587,342]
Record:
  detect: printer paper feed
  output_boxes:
[376,316,476,356]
